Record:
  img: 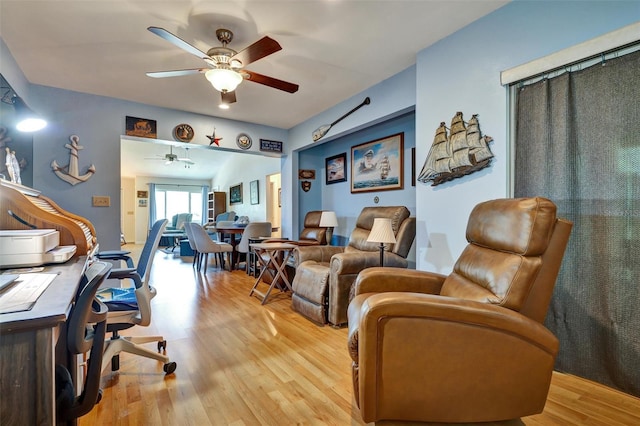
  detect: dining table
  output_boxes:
[213,225,246,269]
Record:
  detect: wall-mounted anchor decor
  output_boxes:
[418,112,493,186]
[51,135,96,185]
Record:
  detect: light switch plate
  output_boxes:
[92,196,110,207]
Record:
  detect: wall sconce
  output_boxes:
[12,96,47,132]
[367,218,396,266]
[319,211,338,245]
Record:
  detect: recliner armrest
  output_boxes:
[353,267,446,296]
[351,292,559,423]
[295,245,344,265]
[330,252,407,276]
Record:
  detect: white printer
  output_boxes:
[0,229,77,268]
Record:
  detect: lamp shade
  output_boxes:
[205,68,243,93]
[367,218,396,244]
[12,96,47,132]
[319,211,338,227]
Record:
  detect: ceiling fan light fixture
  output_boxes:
[205,68,243,93]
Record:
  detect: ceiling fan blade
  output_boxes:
[221,91,237,104]
[178,158,195,165]
[243,70,299,93]
[231,36,282,67]
[148,26,210,60]
[146,68,208,78]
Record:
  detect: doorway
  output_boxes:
[266,173,281,238]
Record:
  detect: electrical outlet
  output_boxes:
[92,196,110,207]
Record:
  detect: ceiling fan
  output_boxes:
[146,26,299,105]
[145,146,195,166]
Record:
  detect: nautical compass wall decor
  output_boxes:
[236,133,252,150]
[173,123,194,142]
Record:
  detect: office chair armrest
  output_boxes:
[108,268,143,288]
[95,250,134,268]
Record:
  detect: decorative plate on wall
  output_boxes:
[236,133,252,150]
[173,123,194,142]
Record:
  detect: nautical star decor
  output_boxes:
[418,112,493,186]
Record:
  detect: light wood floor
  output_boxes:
[80,246,640,425]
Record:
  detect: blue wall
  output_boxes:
[298,111,416,254]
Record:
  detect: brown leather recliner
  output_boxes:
[298,210,328,245]
[347,197,572,423]
[292,206,416,326]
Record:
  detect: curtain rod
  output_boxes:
[501,21,640,86]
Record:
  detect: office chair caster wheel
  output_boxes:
[163,362,177,375]
[158,340,167,352]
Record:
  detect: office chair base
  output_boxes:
[102,335,176,375]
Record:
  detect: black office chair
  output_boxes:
[98,219,177,375]
[55,261,112,422]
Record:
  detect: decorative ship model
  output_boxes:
[418,112,494,186]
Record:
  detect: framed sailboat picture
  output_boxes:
[351,133,404,193]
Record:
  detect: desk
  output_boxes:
[0,256,88,425]
[249,242,296,305]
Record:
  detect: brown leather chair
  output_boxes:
[347,197,572,423]
[298,210,328,245]
[292,206,415,326]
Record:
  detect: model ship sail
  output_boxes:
[418,112,493,186]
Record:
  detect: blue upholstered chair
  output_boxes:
[97,219,177,375]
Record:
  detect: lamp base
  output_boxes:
[326,227,334,245]
[379,243,384,267]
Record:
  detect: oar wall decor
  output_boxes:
[312,97,370,142]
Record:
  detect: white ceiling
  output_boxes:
[1,1,508,180]
[0,0,508,130]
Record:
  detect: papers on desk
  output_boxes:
[0,273,58,314]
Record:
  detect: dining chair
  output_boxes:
[191,222,234,272]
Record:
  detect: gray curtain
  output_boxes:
[514,49,640,396]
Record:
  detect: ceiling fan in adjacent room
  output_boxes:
[145,146,195,166]
[146,26,299,105]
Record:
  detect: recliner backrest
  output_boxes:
[299,210,327,244]
[345,206,413,257]
[440,197,571,320]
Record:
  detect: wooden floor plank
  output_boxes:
[78,247,640,425]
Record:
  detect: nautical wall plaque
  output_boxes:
[298,169,316,179]
[259,139,283,153]
[51,135,96,185]
[418,112,493,186]
[173,123,194,142]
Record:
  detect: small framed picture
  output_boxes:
[326,153,347,185]
[126,116,157,139]
[138,199,148,207]
[230,183,243,205]
[137,190,148,198]
[250,180,259,205]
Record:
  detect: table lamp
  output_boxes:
[367,218,396,266]
[319,211,338,245]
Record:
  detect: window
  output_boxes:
[153,185,204,223]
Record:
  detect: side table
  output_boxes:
[249,242,297,305]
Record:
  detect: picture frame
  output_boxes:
[125,116,157,139]
[351,133,404,193]
[250,180,259,205]
[325,152,347,185]
[138,199,147,207]
[230,183,243,205]
[137,190,148,198]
